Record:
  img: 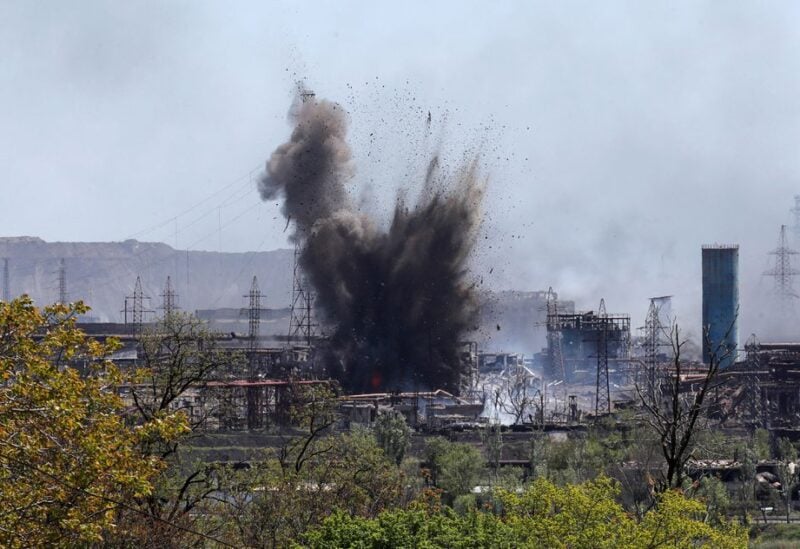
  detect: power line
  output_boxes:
[124,165,261,241]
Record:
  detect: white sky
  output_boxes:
[2,1,800,336]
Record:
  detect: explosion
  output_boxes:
[259,90,484,393]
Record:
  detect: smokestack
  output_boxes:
[701,245,739,368]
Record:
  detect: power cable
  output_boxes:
[124,165,261,241]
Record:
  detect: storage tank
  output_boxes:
[701,245,739,368]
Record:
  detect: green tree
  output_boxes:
[373,409,411,465]
[424,438,483,502]
[0,297,185,547]
[303,476,747,548]
[225,429,406,547]
[482,422,503,483]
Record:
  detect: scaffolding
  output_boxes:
[545,300,630,384]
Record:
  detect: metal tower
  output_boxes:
[764,225,799,313]
[160,276,179,316]
[545,287,565,379]
[122,276,153,334]
[246,276,261,353]
[2,258,9,302]
[288,244,316,347]
[595,298,611,417]
[57,258,67,304]
[244,276,262,429]
[641,297,665,401]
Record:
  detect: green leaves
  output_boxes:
[303,477,748,549]
[0,297,183,547]
[374,410,411,466]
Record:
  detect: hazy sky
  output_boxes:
[2,1,800,337]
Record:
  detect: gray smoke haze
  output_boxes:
[259,91,483,393]
[259,94,354,234]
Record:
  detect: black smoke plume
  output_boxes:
[259,91,484,394]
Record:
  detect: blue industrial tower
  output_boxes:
[702,245,739,368]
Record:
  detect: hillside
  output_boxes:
[0,237,293,322]
[0,237,555,356]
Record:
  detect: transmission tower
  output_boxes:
[642,298,662,402]
[57,258,67,304]
[246,276,261,353]
[244,276,262,429]
[122,276,153,334]
[545,287,565,379]
[2,258,9,302]
[764,225,799,313]
[160,276,179,316]
[595,298,611,417]
[288,244,316,347]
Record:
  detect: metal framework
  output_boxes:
[545,287,565,379]
[160,275,179,316]
[792,195,800,242]
[641,296,671,395]
[122,276,153,334]
[288,244,316,347]
[764,225,799,314]
[245,276,262,429]
[57,258,67,304]
[546,297,630,385]
[595,299,611,416]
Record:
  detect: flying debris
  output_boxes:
[259,89,484,393]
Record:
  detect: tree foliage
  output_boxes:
[374,409,411,465]
[111,312,239,547]
[220,429,406,547]
[0,297,185,547]
[424,438,483,501]
[303,477,748,548]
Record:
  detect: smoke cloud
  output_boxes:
[259,90,484,394]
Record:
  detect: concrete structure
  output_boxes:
[702,245,739,368]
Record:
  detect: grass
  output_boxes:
[751,523,800,548]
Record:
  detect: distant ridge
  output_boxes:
[0,237,293,322]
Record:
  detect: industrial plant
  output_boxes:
[3,91,800,527]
